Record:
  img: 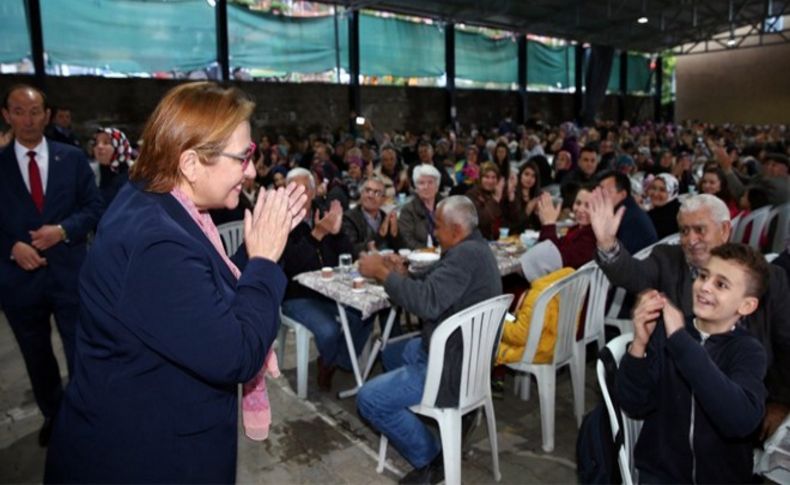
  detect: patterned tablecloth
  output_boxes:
[490,241,526,276]
[295,242,524,318]
[294,270,391,319]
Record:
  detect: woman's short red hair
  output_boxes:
[130,82,255,193]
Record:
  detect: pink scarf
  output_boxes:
[171,187,278,441]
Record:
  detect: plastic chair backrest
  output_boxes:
[729,213,743,242]
[767,202,790,253]
[732,206,771,247]
[596,333,642,485]
[217,221,245,257]
[521,266,593,366]
[420,294,513,410]
[582,261,609,343]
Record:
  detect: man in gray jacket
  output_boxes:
[357,195,502,484]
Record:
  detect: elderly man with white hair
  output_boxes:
[279,168,372,392]
[398,164,444,250]
[356,195,502,484]
[589,190,790,442]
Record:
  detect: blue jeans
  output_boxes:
[357,337,440,469]
[281,297,372,370]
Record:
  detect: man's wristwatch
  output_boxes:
[57,224,70,243]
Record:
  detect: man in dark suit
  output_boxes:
[0,84,103,446]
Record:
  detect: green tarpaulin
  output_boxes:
[456,30,517,84]
[359,14,443,78]
[1,0,651,94]
[608,53,654,93]
[527,41,575,89]
[41,0,216,73]
[229,5,347,75]
[0,0,30,64]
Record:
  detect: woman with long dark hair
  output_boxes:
[507,161,543,234]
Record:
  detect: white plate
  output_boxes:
[408,252,440,265]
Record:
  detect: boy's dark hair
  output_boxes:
[580,145,598,155]
[595,170,632,197]
[709,243,769,299]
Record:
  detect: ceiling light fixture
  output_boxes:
[726,37,737,47]
[637,16,649,24]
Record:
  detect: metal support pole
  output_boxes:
[445,23,456,129]
[348,9,361,133]
[215,0,229,82]
[574,44,584,123]
[25,0,46,87]
[618,50,628,123]
[517,35,528,124]
[654,55,663,122]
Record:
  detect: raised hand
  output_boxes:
[661,297,685,336]
[494,177,505,203]
[630,289,663,358]
[388,211,398,237]
[313,200,343,240]
[378,211,391,238]
[535,192,560,225]
[588,187,625,251]
[244,186,293,262]
[283,182,307,230]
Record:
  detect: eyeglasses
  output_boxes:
[221,142,257,171]
[362,187,384,197]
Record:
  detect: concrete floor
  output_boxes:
[0,312,597,484]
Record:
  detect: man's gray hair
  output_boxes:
[437,196,478,234]
[412,163,442,186]
[362,176,385,189]
[286,167,315,190]
[679,193,730,223]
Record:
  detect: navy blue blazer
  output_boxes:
[44,182,286,484]
[0,140,102,307]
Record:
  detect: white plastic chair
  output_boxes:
[575,261,608,386]
[216,220,244,257]
[731,206,771,249]
[276,311,312,399]
[766,202,790,253]
[597,333,643,485]
[728,212,743,242]
[376,294,513,485]
[507,266,594,452]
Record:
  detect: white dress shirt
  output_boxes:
[15,138,49,195]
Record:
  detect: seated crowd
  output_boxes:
[2,82,789,485]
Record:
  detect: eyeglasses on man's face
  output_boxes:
[362,187,384,197]
[221,142,257,171]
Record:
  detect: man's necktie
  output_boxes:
[27,150,45,212]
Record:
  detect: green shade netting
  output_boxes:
[0,0,31,63]
[455,30,517,84]
[527,41,575,89]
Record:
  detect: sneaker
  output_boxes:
[491,378,505,400]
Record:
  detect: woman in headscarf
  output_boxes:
[646,173,681,239]
[93,127,133,208]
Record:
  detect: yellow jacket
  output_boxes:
[496,267,575,365]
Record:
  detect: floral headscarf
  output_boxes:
[96,127,132,172]
[654,173,680,202]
